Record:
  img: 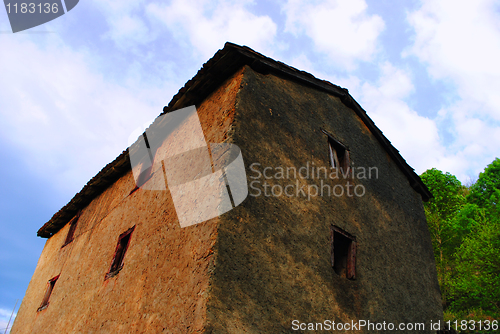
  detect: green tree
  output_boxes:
[421,168,467,307]
[451,216,500,314]
[468,158,500,210]
[450,158,500,316]
[422,160,500,327]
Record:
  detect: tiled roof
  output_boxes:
[37,42,432,238]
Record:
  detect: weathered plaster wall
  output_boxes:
[206,66,442,333]
[13,64,441,334]
[11,68,244,334]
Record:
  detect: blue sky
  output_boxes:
[1,0,500,330]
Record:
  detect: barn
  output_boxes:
[12,43,442,333]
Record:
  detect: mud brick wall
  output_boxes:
[205,66,442,333]
[12,68,244,334]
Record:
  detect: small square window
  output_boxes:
[37,275,59,311]
[330,225,357,280]
[105,226,135,279]
[62,212,80,247]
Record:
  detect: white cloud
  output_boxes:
[358,63,445,174]
[0,34,172,194]
[283,0,385,69]
[0,308,15,333]
[407,0,500,85]
[406,0,500,179]
[146,0,278,60]
[104,14,152,48]
[437,100,500,178]
[88,0,154,49]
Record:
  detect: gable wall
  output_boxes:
[206,66,442,333]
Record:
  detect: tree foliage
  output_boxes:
[421,159,500,326]
[421,168,466,306]
[421,168,466,222]
[468,158,500,210]
[452,217,500,313]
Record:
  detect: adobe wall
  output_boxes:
[13,63,442,334]
[206,66,443,333]
[11,68,245,334]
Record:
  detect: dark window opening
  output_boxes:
[105,226,135,279]
[37,275,59,311]
[328,138,350,172]
[322,128,350,173]
[330,225,356,280]
[130,133,157,195]
[130,165,154,195]
[62,212,80,247]
[136,165,154,188]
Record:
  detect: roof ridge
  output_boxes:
[37,42,431,238]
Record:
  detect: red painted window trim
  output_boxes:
[37,275,60,312]
[62,212,81,248]
[105,226,135,280]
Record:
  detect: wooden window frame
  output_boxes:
[37,275,60,311]
[62,212,80,248]
[136,165,154,188]
[321,128,350,173]
[330,225,357,280]
[130,133,157,195]
[105,226,135,280]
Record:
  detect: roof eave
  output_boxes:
[37,42,431,238]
